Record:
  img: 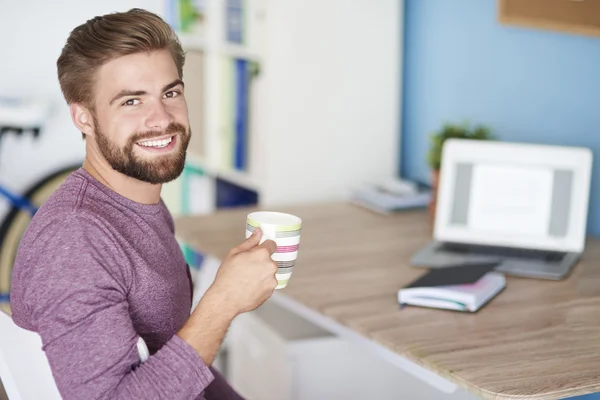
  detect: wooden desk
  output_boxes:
[174,202,600,400]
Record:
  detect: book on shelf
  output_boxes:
[234,58,249,170]
[220,56,257,173]
[225,0,266,49]
[221,56,234,169]
[398,265,506,313]
[226,0,244,44]
[181,164,215,215]
[182,49,206,159]
[216,177,258,209]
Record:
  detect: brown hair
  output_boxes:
[57,8,185,111]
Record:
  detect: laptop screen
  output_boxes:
[435,139,592,253]
[448,162,572,239]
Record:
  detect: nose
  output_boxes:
[145,100,173,131]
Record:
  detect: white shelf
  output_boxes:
[186,152,261,192]
[178,33,208,51]
[218,43,261,62]
[165,0,403,211]
[178,34,262,61]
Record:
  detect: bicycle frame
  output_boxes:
[0,184,38,217]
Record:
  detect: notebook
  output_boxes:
[398,264,506,312]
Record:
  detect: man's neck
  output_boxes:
[82,157,162,205]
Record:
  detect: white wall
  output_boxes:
[0,0,164,218]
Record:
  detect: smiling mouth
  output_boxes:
[136,135,175,149]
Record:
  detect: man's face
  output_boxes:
[90,50,190,184]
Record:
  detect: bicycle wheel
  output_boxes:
[0,165,80,314]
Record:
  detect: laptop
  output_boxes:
[411,139,593,280]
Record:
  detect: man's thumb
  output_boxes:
[231,227,262,255]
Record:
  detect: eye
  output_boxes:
[122,99,140,106]
[164,90,181,99]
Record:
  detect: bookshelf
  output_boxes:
[162,0,404,217]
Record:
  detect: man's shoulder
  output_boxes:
[10,176,131,330]
[28,168,94,218]
[24,170,114,239]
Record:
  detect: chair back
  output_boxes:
[0,310,150,399]
[0,310,61,400]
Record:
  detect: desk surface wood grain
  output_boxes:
[174,202,600,400]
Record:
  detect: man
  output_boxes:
[9,8,279,400]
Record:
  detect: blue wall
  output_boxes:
[400,0,600,236]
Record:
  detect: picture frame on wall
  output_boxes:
[498,0,600,38]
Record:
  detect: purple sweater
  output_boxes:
[10,168,244,400]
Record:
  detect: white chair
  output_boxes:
[0,310,149,400]
[0,310,61,400]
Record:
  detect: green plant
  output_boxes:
[427,122,493,170]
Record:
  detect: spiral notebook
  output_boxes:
[398,263,506,312]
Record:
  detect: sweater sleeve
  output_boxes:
[10,214,214,400]
[204,367,246,400]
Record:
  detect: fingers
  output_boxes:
[256,239,277,256]
[230,227,262,255]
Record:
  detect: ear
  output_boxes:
[70,103,95,138]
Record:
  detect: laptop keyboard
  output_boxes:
[439,242,567,262]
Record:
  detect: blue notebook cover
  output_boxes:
[234,58,248,171]
[226,0,243,43]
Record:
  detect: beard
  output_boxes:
[93,115,191,184]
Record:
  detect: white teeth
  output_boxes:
[138,137,172,148]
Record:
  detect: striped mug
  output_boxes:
[246,211,302,289]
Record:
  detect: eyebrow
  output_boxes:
[109,79,185,105]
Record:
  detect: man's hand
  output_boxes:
[177,228,278,366]
[209,228,278,316]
